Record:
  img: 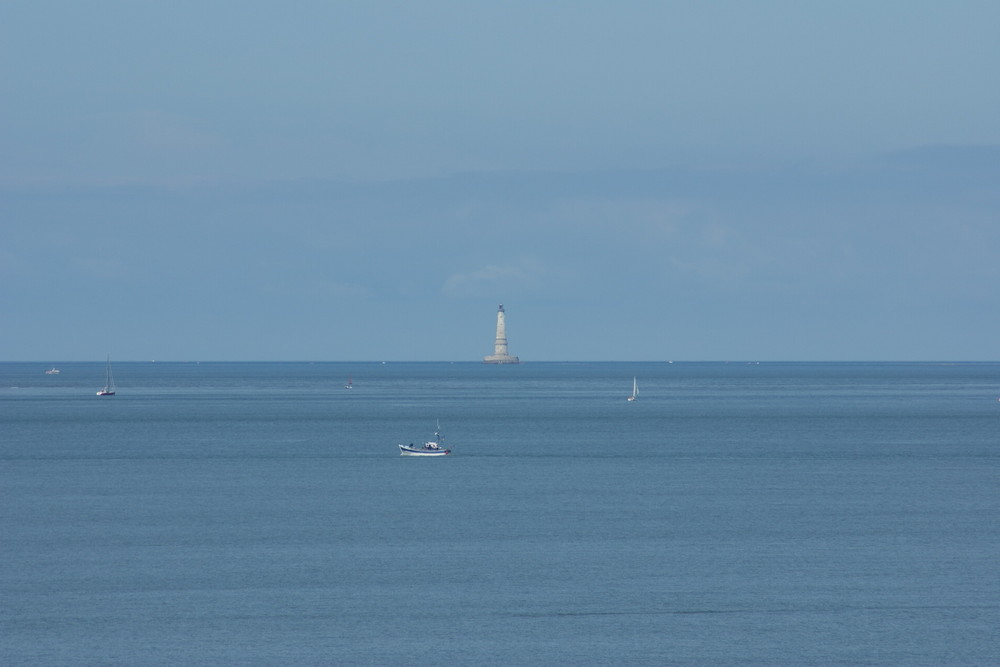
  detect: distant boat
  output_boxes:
[45,367,60,375]
[399,421,451,456]
[96,356,116,396]
[627,376,638,402]
[345,375,353,389]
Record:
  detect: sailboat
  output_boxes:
[96,356,116,396]
[345,375,353,389]
[627,376,637,402]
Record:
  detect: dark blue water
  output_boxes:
[3,362,999,665]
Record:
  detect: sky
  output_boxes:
[3,1,999,361]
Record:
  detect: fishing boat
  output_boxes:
[96,356,116,396]
[399,422,451,456]
[45,367,60,375]
[627,376,637,402]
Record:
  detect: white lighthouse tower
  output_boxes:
[483,304,520,364]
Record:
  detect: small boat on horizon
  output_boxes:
[345,375,353,389]
[96,356,116,396]
[399,421,451,457]
[45,367,60,375]
[627,376,638,402]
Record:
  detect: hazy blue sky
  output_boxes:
[3,1,999,361]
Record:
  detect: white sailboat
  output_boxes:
[345,375,353,389]
[96,356,116,396]
[627,376,637,402]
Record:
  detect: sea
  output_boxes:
[2,361,998,666]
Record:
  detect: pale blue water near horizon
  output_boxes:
[2,361,999,665]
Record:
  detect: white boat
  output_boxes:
[399,422,451,456]
[45,367,60,375]
[345,375,353,389]
[627,376,637,402]
[96,356,116,396]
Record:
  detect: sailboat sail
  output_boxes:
[97,356,116,396]
[627,377,637,402]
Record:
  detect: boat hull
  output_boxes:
[399,444,450,456]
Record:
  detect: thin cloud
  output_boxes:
[443,259,550,298]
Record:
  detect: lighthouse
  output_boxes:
[483,304,520,364]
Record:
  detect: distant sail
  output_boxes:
[97,356,116,396]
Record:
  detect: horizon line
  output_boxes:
[5,360,999,365]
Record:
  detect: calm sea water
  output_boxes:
[2,361,999,665]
